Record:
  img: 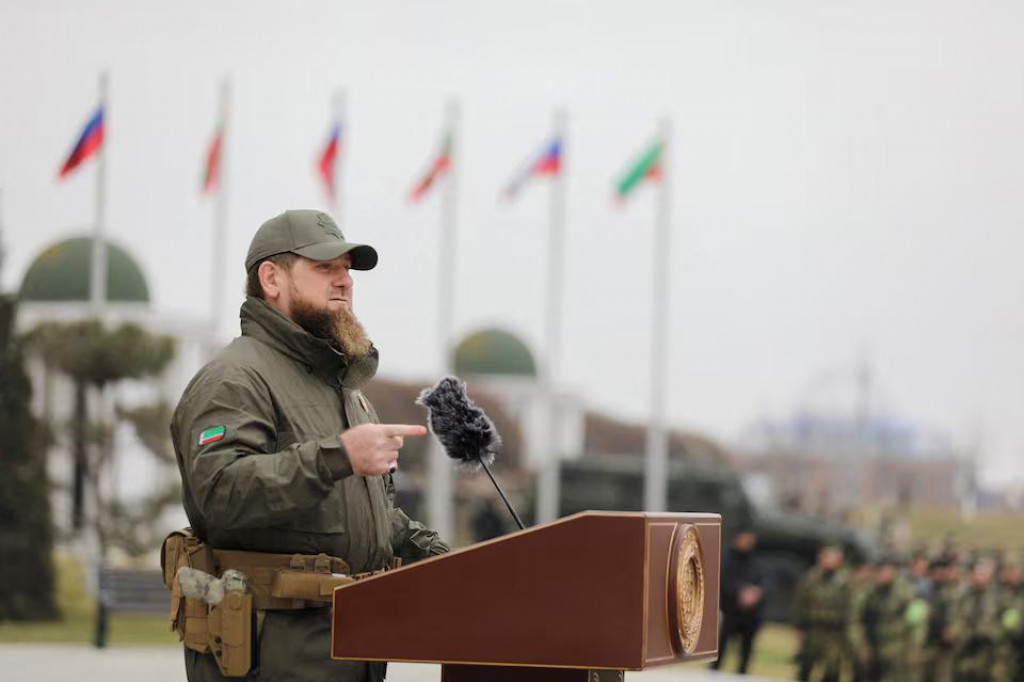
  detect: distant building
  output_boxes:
[740,411,975,513]
[451,327,585,470]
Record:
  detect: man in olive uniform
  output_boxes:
[848,555,926,682]
[953,559,1002,682]
[792,545,852,682]
[995,561,1023,682]
[847,561,876,682]
[922,556,960,682]
[171,210,450,681]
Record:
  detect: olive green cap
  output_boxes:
[245,210,378,272]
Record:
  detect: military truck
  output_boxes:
[558,454,872,621]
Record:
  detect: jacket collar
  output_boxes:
[239,297,378,390]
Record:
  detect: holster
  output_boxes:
[162,528,217,654]
[207,589,254,678]
[161,527,369,676]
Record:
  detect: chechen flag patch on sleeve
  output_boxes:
[198,426,226,446]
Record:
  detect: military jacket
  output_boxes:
[792,567,852,632]
[926,582,962,649]
[171,297,449,574]
[851,578,925,656]
[954,586,1002,653]
[997,584,1022,636]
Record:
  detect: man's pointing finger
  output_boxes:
[384,424,428,437]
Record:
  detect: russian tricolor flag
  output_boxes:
[318,122,341,200]
[58,107,104,179]
[502,138,561,199]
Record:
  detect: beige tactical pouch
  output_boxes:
[161,528,216,653]
[271,569,355,603]
[207,590,253,678]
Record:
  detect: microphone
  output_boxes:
[416,376,525,530]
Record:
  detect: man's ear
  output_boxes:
[259,261,283,301]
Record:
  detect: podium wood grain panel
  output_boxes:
[331,512,720,671]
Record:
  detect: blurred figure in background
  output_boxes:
[909,552,934,601]
[470,497,506,542]
[792,545,852,682]
[848,554,926,682]
[922,556,960,682]
[953,559,1001,682]
[711,527,766,675]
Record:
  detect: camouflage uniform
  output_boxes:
[922,581,960,682]
[953,585,1002,682]
[792,566,853,682]
[994,582,1023,682]
[847,567,875,682]
[849,576,926,682]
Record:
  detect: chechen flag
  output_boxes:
[614,139,663,202]
[502,137,561,199]
[409,133,452,203]
[58,107,104,179]
[317,122,341,200]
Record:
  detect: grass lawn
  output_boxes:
[900,508,1024,551]
[712,624,797,680]
[0,553,178,647]
[0,613,176,646]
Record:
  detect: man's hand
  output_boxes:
[341,424,427,476]
[738,584,763,610]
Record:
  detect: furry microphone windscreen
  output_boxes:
[416,376,502,471]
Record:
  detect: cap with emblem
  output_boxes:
[245,209,378,272]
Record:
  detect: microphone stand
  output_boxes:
[477,456,526,530]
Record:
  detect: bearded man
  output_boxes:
[170,209,449,682]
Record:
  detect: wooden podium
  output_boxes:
[331,511,720,681]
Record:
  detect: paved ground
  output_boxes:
[0,644,776,682]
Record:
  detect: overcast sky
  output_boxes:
[2,0,1023,486]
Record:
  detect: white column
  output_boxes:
[210,77,231,346]
[644,118,672,513]
[0,187,6,284]
[90,72,109,312]
[536,109,568,524]
[332,90,346,226]
[428,99,460,540]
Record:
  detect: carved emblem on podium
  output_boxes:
[668,524,705,654]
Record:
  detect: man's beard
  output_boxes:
[290,290,373,359]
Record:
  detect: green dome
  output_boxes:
[453,328,537,377]
[19,237,149,304]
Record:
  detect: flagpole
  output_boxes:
[211,77,231,346]
[332,90,346,225]
[536,109,568,524]
[90,72,109,312]
[428,99,459,541]
[644,118,672,512]
[0,188,5,286]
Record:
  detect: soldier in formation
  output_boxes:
[792,547,1023,682]
[847,554,927,681]
[792,545,852,682]
[923,556,962,682]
